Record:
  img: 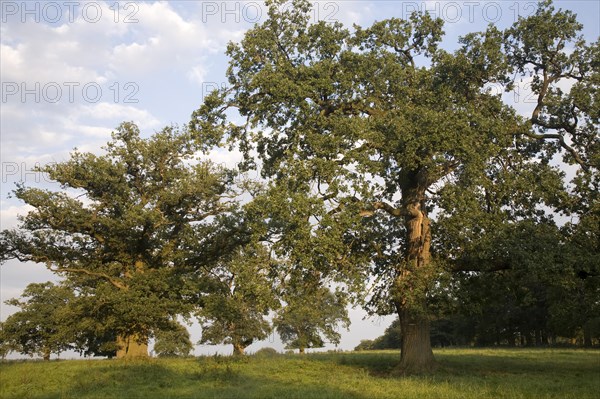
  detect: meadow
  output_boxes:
[1,348,598,399]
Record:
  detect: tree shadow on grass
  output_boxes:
[312,349,599,378]
[307,349,593,379]
[433,349,600,376]
[307,351,401,377]
[8,361,185,399]
[302,350,600,399]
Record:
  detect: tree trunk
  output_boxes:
[583,323,593,347]
[397,308,436,373]
[299,347,305,354]
[42,347,50,361]
[116,334,148,359]
[394,176,437,374]
[232,342,246,356]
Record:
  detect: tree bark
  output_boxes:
[583,323,593,347]
[116,334,148,359]
[394,175,437,374]
[397,309,436,373]
[299,347,305,354]
[42,347,50,361]
[232,342,246,356]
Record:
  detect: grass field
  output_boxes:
[1,348,598,399]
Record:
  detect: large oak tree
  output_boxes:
[191,0,597,372]
[0,122,240,358]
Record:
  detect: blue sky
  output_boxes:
[1,1,598,357]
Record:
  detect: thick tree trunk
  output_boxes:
[116,334,148,359]
[232,342,246,356]
[299,347,305,354]
[394,176,437,374]
[42,347,50,361]
[583,323,593,347]
[397,308,436,373]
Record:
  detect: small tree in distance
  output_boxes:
[275,283,349,354]
[154,322,193,357]
[198,243,279,355]
[1,282,74,360]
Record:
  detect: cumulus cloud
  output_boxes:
[0,0,234,165]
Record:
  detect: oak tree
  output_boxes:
[191,0,597,372]
[197,243,279,355]
[275,283,349,354]
[0,122,239,358]
[1,282,74,360]
[154,322,194,357]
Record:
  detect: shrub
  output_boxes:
[254,347,279,357]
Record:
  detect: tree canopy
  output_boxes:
[275,282,349,354]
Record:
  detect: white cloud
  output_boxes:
[77,102,161,129]
[0,0,243,168]
[107,2,218,76]
[0,204,32,230]
[0,43,23,74]
[204,148,244,169]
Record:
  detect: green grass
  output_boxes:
[1,348,598,398]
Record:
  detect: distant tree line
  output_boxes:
[357,228,600,350]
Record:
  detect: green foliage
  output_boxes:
[275,283,349,352]
[189,0,596,317]
[197,243,279,354]
[436,218,600,347]
[354,319,402,351]
[373,319,402,350]
[154,322,193,358]
[504,0,598,170]
[353,339,375,351]
[253,347,279,357]
[0,122,241,349]
[1,282,74,359]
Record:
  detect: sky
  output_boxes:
[1,0,598,358]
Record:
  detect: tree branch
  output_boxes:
[451,258,511,273]
[522,130,589,171]
[50,265,127,290]
[360,201,407,218]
